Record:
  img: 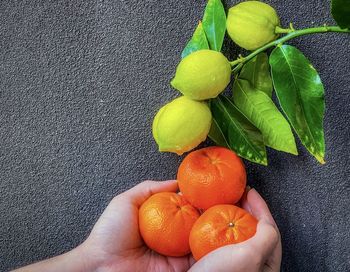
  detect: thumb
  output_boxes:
[189,219,279,272]
[120,180,178,207]
[244,220,279,262]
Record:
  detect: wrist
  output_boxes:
[12,242,102,272]
[71,242,104,272]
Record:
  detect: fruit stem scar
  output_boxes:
[230,25,350,74]
[203,152,219,165]
[228,222,235,228]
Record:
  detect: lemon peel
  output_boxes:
[152,96,212,155]
[171,50,231,101]
[227,1,280,50]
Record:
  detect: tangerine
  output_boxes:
[189,204,258,260]
[177,146,246,210]
[138,192,200,257]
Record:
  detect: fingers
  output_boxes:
[234,188,282,272]
[119,180,178,207]
[240,186,252,213]
[264,238,282,272]
[247,221,281,272]
[244,220,279,261]
[244,188,282,272]
[189,233,274,272]
[189,221,279,272]
[245,188,277,227]
[189,244,251,272]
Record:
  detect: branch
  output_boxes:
[230,25,350,74]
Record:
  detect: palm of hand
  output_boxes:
[83,185,192,272]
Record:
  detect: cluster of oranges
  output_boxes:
[139,146,258,260]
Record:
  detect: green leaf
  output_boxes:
[210,95,267,165]
[208,116,230,148]
[269,45,325,164]
[331,0,350,29]
[202,0,226,51]
[239,53,273,97]
[181,21,209,59]
[233,79,298,155]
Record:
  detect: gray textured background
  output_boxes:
[0,0,349,271]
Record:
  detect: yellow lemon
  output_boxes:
[227,1,280,50]
[171,50,231,101]
[152,96,212,155]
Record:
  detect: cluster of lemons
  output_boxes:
[152,1,280,155]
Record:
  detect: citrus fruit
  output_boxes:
[177,146,246,210]
[227,1,280,50]
[171,50,231,100]
[139,192,200,257]
[152,96,212,155]
[189,204,258,260]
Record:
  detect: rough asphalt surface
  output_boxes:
[0,0,349,271]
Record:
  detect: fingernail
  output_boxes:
[246,203,252,214]
[250,187,257,193]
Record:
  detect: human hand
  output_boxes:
[83,181,281,272]
[81,180,195,272]
[189,187,282,272]
[14,180,281,272]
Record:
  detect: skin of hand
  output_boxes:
[81,180,194,272]
[13,180,281,272]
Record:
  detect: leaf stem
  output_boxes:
[229,59,241,66]
[231,25,350,74]
[229,54,245,66]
